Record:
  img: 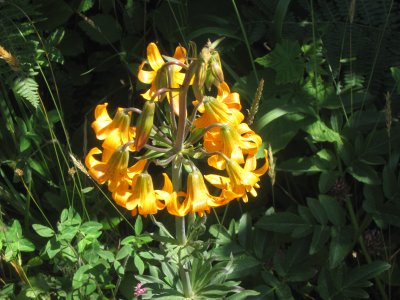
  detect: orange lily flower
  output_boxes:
[138,42,187,114]
[91,103,135,152]
[205,149,269,203]
[167,170,226,216]
[124,172,168,216]
[193,83,244,129]
[204,123,263,170]
[85,147,147,192]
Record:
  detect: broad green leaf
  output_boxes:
[134,254,145,275]
[347,161,381,185]
[80,221,102,237]
[19,136,31,152]
[81,187,94,193]
[78,0,95,12]
[304,119,342,143]
[238,213,251,248]
[32,224,55,238]
[309,225,330,255]
[58,226,79,241]
[79,14,122,44]
[307,198,328,225]
[345,261,390,288]
[255,104,315,130]
[278,156,329,173]
[227,255,260,279]
[319,195,346,227]
[383,164,398,199]
[16,238,35,252]
[135,215,143,235]
[226,290,260,300]
[329,226,354,269]
[45,238,61,259]
[209,224,233,244]
[256,212,311,234]
[318,172,340,193]
[28,158,47,177]
[116,245,132,260]
[72,265,91,289]
[256,39,304,84]
[391,66,400,94]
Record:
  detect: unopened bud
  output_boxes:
[196,61,208,90]
[135,101,155,151]
[210,52,224,85]
[154,67,169,101]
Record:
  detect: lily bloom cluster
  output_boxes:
[85,40,268,217]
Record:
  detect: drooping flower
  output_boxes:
[85,147,147,192]
[204,123,263,170]
[167,170,226,216]
[205,149,269,203]
[124,172,169,217]
[91,103,135,152]
[193,82,244,129]
[138,42,187,113]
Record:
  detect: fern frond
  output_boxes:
[12,77,39,108]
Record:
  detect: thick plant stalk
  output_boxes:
[171,60,195,298]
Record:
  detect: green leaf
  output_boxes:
[319,172,340,193]
[78,0,95,12]
[383,164,398,199]
[329,226,354,269]
[28,158,47,177]
[135,215,143,235]
[255,104,315,130]
[346,261,391,287]
[391,66,400,94]
[238,213,251,248]
[319,195,346,227]
[32,224,55,238]
[228,255,260,279]
[45,238,61,259]
[307,198,328,225]
[309,225,330,255]
[255,39,304,84]
[80,221,102,238]
[256,212,311,235]
[134,254,145,275]
[116,245,132,260]
[16,238,35,252]
[81,187,94,193]
[304,119,342,143]
[19,136,31,152]
[79,14,122,44]
[72,265,91,289]
[226,290,260,300]
[347,161,381,185]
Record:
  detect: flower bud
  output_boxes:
[135,101,155,151]
[210,52,224,85]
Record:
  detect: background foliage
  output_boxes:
[1,0,399,299]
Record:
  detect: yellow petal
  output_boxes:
[138,62,157,84]
[147,42,164,71]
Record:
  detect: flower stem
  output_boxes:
[172,154,193,297]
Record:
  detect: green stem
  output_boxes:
[171,57,195,296]
[345,200,388,300]
[172,156,193,297]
